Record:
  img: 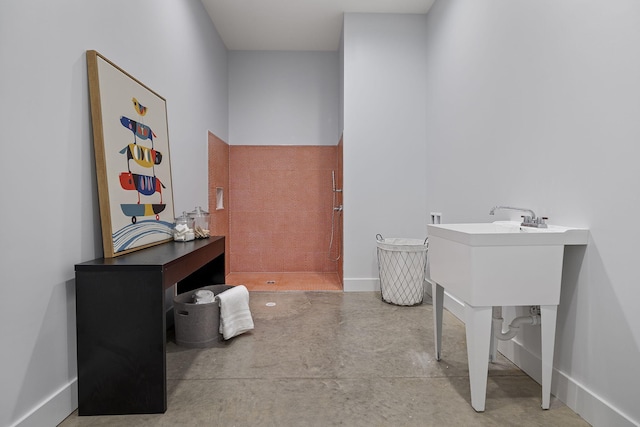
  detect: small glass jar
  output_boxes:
[173,211,195,242]
[189,206,210,239]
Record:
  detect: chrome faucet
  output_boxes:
[489,206,548,228]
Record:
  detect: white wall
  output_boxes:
[0,1,227,426]
[228,51,340,145]
[423,1,640,425]
[342,14,429,291]
[339,27,345,134]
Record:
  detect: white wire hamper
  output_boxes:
[376,234,428,306]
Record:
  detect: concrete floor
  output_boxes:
[60,292,589,426]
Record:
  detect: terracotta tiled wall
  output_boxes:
[229,145,340,273]
[207,132,230,275]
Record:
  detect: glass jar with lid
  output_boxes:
[173,211,195,241]
[189,206,210,238]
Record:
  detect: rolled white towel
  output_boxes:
[193,289,215,304]
[216,285,254,339]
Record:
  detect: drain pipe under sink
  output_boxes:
[492,306,541,341]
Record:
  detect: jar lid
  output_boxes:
[189,206,209,217]
[176,211,190,221]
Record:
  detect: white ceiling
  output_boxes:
[201,0,435,51]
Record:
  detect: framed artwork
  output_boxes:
[87,50,175,257]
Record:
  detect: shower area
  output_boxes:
[211,138,344,291]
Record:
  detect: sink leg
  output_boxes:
[432,282,444,360]
[540,305,558,410]
[465,304,493,412]
[489,306,498,362]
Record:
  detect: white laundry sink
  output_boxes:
[427,221,589,307]
[427,220,589,412]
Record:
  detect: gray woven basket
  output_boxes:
[173,284,233,348]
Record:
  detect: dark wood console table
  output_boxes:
[74,236,225,415]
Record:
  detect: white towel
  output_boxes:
[193,289,215,304]
[216,285,254,340]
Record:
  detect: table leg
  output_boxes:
[464,304,493,412]
[432,281,444,360]
[76,270,166,415]
[540,305,558,409]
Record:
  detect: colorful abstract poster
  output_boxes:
[87,50,175,257]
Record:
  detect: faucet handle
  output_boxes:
[525,216,549,228]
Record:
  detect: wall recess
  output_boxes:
[216,187,224,210]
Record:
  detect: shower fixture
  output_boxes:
[329,170,342,261]
[331,170,342,193]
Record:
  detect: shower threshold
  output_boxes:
[225,272,342,292]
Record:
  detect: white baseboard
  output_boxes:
[433,287,637,427]
[498,339,636,427]
[343,277,380,292]
[11,379,77,427]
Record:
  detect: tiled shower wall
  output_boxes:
[229,145,340,273]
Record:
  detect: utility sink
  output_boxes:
[429,220,589,245]
[428,221,589,307]
[427,220,589,412]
